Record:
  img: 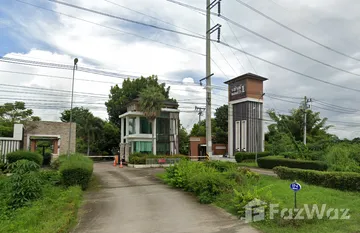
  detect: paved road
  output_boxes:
[72,163,260,233]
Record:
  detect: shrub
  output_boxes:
[59,154,93,190]
[7,150,43,166]
[235,151,271,163]
[325,145,360,172]
[7,160,42,208]
[38,170,61,186]
[42,152,52,166]
[164,159,206,190]
[223,167,259,186]
[257,156,327,171]
[129,154,188,164]
[50,154,67,170]
[273,166,360,192]
[203,160,237,172]
[189,171,235,203]
[233,185,274,218]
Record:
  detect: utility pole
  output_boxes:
[303,96,312,145]
[195,106,206,124]
[205,0,221,158]
[68,58,78,157]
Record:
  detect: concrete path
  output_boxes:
[72,163,261,233]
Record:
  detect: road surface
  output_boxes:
[72,163,260,233]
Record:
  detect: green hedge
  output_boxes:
[59,154,93,190]
[257,156,328,171]
[235,151,271,163]
[274,166,360,192]
[7,150,43,166]
[129,154,189,164]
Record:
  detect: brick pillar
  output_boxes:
[30,140,37,152]
[53,140,59,155]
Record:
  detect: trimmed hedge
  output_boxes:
[257,156,328,171]
[274,166,360,192]
[235,151,271,163]
[59,154,93,190]
[129,154,189,164]
[7,150,43,166]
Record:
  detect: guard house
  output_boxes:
[224,73,267,157]
[119,98,180,161]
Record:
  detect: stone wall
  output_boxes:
[23,121,76,155]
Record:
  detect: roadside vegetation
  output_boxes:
[159,159,360,233]
[0,151,93,233]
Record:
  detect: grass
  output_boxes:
[215,175,360,233]
[0,185,83,233]
[237,160,259,168]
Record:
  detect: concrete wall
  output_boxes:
[23,121,76,155]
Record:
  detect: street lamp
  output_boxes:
[67,58,78,157]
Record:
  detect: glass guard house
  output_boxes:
[119,98,180,157]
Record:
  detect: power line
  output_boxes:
[168,0,360,79]
[103,0,204,37]
[234,0,360,62]
[13,0,205,57]
[47,0,206,40]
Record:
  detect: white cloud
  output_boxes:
[2,0,360,138]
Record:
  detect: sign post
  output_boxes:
[290,180,301,209]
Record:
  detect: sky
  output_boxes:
[1,0,360,138]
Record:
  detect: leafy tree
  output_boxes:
[105,75,174,127]
[179,125,189,155]
[61,107,106,155]
[0,102,41,137]
[214,105,228,144]
[138,86,165,154]
[98,121,120,155]
[266,108,334,154]
[189,119,217,139]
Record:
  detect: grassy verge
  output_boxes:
[159,160,360,233]
[215,175,360,233]
[238,160,258,168]
[0,185,83,233]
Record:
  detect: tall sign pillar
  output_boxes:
[224,73,268,157]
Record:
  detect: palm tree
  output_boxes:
[138,86,166,155]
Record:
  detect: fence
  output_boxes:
[0,139,22,163]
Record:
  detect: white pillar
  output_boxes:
[152,118,157,155]
[125,116,129,143]
[136,116,140,134]
[228,104,233,157]
[120,117,124,143]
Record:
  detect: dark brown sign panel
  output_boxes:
[229,80,246,101]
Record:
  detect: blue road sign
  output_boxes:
[290,182,301,192]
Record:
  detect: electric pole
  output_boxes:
[205,0,221,158]
[303,96,312,145]
[195,106,206,124]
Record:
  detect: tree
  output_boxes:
[105,75,174,127]
[0,102,41,137]
[98,121,120,155]
[189,119,217,140]
[179,125,189,155]
[138,86,165,154]
[214,105,228,144]
[60,107,107,155]
[266,108,334,153]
